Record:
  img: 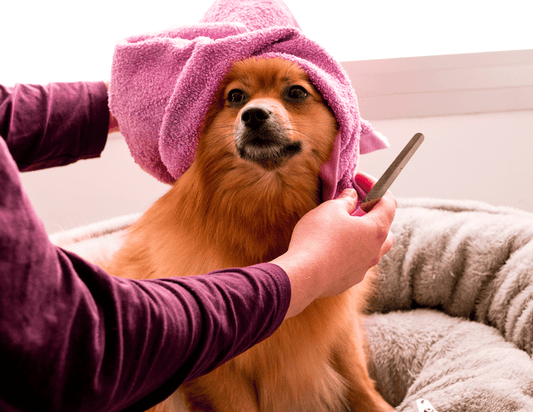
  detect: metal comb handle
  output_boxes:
[361,132,425,209]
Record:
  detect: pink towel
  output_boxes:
[109,0,388,201]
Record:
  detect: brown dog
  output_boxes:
[107,57,392,412]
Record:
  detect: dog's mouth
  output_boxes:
[235,105,302,171]
[237,136,302,171]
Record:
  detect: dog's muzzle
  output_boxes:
[235,104,302,170]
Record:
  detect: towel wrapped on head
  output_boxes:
[109,0,388,201]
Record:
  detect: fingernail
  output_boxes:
[340,188,357,198]
[355,173,374,193]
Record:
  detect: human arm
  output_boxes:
[0,82,110,171]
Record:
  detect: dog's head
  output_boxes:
[197,57,338,196]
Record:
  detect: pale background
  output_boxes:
[2,0,533,233]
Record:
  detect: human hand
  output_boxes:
[271,173,396,318]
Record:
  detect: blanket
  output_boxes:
[365,198,533,411]
[50,198,533,411]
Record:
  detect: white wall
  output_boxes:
[358,110,533,212]
[20,109,533,234]
[3,0,532,86]
[4,1,533,233]
[17,50,533,233]
[19,136,169,234]
[353,50,533,213]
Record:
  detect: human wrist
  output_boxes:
[270,251,320,319]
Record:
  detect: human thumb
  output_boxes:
[336,188,359,215]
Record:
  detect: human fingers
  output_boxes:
[364,190,397,256]
[335,188,359,215]
[104,81,120,134]
[365,190,397,226]
[354,171,377,193]
[354,172,381,214]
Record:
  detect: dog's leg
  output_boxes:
[333,325,394,412]
[181,362,259,412]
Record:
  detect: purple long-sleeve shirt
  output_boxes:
[0,82,291,411]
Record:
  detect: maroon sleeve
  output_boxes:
[0,139,291,411]
[0,86,291,411]
[0,82,109,171]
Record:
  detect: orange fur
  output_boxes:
[107,57,392,412]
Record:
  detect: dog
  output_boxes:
[106,57,393,412]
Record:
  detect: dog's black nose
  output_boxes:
[241,106,271,129]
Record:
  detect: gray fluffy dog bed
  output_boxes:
[51,198,533,411]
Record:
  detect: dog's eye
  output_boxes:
[227,89,248,106]
[286,85,309,102]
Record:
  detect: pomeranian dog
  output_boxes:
[107,57,392,412]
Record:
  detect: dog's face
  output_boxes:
[196,57,338,203]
